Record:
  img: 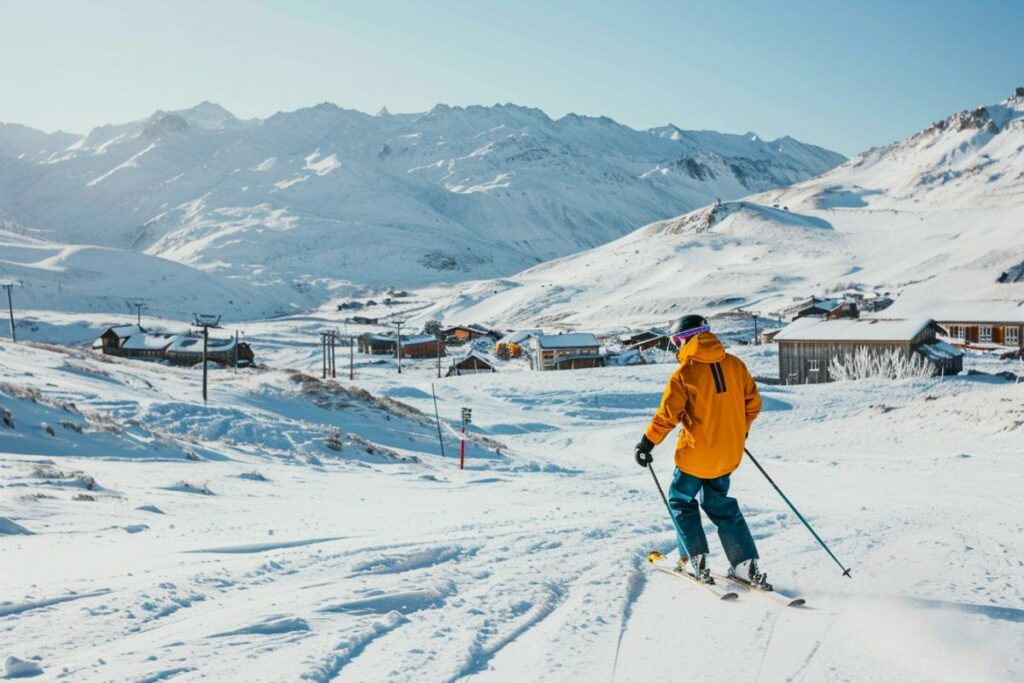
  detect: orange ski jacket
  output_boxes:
[644,332,762,479]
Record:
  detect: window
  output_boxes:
[952,325,966,340]
[1007,327,1020,346]
[980,326,993,343]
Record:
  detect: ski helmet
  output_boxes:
[669,314,710,347]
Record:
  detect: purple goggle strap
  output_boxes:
[670,325,710,347]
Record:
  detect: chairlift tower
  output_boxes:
[1,282,16,342]
[192,313,222,403]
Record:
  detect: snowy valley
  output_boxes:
[1,84,1023,683]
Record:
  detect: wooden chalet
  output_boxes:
[94,326,254,367]
[791,297,841,320]
[495,329,541,359]
[531,333,604,371]
[95,324,146,354]
[447,351,497,376]
[442,324,498,344]
[621,328,672,352]
[934,303,1024,356]
[775,317,962,384]
[358,333,445,358]
[165,335,254,367]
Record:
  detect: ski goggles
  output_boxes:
[670,325,710,348]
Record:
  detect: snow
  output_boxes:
[0,228,299,322]
[774,316,934,342]
[2,312,1022,680]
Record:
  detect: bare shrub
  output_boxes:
[829,348,933,381]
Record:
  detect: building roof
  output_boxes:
[497,329,543,345]
[121,333,178,351]
[104,324,145,339]
[167,335,239,353]
[534,332,601,349]
[454,350,495,366]
[915,340,964,362]
[930,301,1024,324]
[362,333,438,346]
[774,317,935,343]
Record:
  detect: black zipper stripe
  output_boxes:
[709,363,723,393]
[715,362,728,392]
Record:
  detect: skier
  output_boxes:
[634,315,769,589]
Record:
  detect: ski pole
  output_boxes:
[745,447,852,578]
[646,462,697,571]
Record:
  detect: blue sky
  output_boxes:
[3,0,1022,154]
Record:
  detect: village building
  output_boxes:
[531,333,604,371]
[933,303,1024,356]
[791,297,841,320]
[447,351,497,376]
[165,335,255,367]
[442,324,498,344]
[357,333,445,358]
[495,329,542,359]
[95,324,146,355]
[620,328,673,351]
[94,326,254,367]
[348,315,379,325]
[775,317,963,384]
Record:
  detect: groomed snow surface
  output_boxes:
[2,313,1022,682]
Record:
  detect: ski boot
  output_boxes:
[678,553,715,584]
[729,558,772,591]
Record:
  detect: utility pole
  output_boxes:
[192,314,222,403]
[394,320,405,374]
[2,283,15,342]
[330,329,337,378]
[460,407,472,470]
[133,302,146,327]
[752,313,760,345]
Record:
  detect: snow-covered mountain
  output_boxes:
[0,102,842,293]
[416,88,1024,329]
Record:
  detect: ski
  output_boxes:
[646,551,738,600]
[711,572,805,607]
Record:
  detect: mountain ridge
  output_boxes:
[0,101,844,298]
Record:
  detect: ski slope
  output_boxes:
[0,227,300,322]
[2,313,1022,681]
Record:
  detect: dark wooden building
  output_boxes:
[358,333,445,358]
[775,317,962,384]
[95,326,254,367]
[442,324,498,344]
[447,351,496,376]
[621,328,673,351]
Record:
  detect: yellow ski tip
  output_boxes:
[646,550,665,565]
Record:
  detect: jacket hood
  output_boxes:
[677,331,726,365]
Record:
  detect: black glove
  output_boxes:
[634,434,654,468]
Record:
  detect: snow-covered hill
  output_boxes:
[416,88,1024,328]
[0,227,298,323]
[0,102,842,291]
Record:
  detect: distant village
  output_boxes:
[90,288,1024,387]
